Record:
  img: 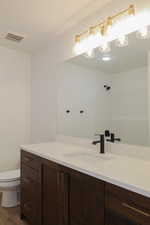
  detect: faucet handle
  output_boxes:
[106,133,121,143]
[115,138,121,142]
[105,130,110,137]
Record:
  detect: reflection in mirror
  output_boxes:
[57,31,150,147]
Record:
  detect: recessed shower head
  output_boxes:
[104,85,111,90]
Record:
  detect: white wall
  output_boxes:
[111,67,148,146]
[57,62,111,138]
[0,46,31,172]
[31,46,57,143]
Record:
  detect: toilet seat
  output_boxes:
[0,169,20,182]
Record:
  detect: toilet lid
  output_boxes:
[0,169,20,182]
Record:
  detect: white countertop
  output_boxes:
[21,141,150,198]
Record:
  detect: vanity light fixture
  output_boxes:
[73,5,150,57]
[73,4,135,55]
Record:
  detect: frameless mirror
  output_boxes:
[57,31,150,147]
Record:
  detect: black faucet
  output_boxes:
[92,134,105,154]
[107,133,121,143]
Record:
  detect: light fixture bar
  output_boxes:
[74,8,150,56]
[74,5,135,43]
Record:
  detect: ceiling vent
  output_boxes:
[5,33,25,42]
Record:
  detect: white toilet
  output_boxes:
[0,169,20,207]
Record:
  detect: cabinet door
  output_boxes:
[69,170,105,225]
[42,162,60,225]
[42,161,69,225]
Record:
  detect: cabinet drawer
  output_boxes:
[21,150,40,171]
[106,183,150,225]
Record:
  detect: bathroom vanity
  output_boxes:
[20,142,150,225]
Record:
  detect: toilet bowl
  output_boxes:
[0,169,20,207]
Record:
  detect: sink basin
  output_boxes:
[63,152,113,161]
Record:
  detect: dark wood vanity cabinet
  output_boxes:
[21,150,150,225]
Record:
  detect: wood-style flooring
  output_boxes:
[0,194,27,225]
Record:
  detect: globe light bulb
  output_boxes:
[116,35,129,47]
[136,26,150,39]
[106,17,113,35]
[73,42,81,55]
[84,49,95,58]
[99,41,111,53]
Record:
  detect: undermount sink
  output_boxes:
[63,152,113,161]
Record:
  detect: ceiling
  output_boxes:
[69,31,150,74]
[0,0,111,53]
